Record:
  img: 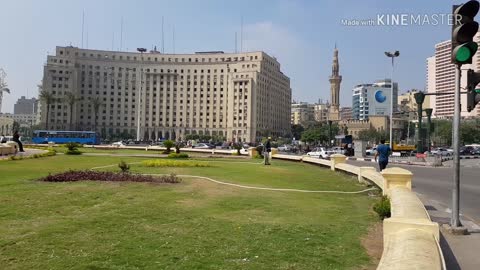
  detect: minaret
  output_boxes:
[328,44,342,121]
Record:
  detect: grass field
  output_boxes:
[0,155,379,270]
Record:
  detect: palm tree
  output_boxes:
[39,87,57,130]
[91,97,103,132]
[64,92,79,130]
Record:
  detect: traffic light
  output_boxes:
[452,1,480,65]
[467,69,480,112]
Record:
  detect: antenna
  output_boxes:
[172,25,175,54]
[81,10,85,48]
[112,31,115,51]
[235,32,238,53]
[86,24,89,49]
[240,16,243,52]
[120,17,123,51]
[161,16,165,53]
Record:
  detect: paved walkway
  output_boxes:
[0,148,46,160]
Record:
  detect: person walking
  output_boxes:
[264,137,272,165]
[375,139,391,171]
[12,131,25,152]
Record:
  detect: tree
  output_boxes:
[358,128,388,144]
[91,97,103,132]
[291,124,304,140]
[163,140,174,153]
[39,87,57,130]
[64,92,79,130]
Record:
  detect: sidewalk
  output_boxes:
[417,194,480,270]
[0,148,47,160]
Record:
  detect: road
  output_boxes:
[347,159,480,223]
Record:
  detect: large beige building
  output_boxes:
[397,89,431,120]
[40,46,291,143]
[428,33,480,118]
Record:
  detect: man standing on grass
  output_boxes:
[264,137,272,165]
[375,139,391,171]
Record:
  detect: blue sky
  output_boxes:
[0,0,456,113]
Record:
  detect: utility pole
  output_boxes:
[136,48,147,141]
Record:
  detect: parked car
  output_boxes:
[366,147,377,156]
[472,147,480,156]
[192,143,214,149]
[331,146,345,154]
[460,146,475,155]
[430,148,452,156]
[277,144,291,152]
[306,147,335,159]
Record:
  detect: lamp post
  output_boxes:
[136,48,146,141]
[384,51,400,148]
[328,120,333,148]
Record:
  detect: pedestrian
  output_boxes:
[264,137,272,165]
[375,139,391,172]
[0,134,6,143]
[12,131,25,152]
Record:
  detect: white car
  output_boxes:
[111,141,126,147]
[430,148,452,156]
[277,145,291,151]
[366,147,377,156]
[307,147,335,159]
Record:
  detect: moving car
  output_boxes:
[430,148,452,156]
[366,147,377,156]
[192,143,214,149]
[306,147,335,159]
[111,141,126,147]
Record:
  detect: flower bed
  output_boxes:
[40,170,181,184]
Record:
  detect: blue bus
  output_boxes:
[33,130,100,145]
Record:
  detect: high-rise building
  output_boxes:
[14,96,38,114]
[428,33,480,118]
[352,79,398,120]
[314,102,329,122]
[40,46,291,143]
[328,46,342,121]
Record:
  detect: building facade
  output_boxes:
[340,107,353,121]
[14,96,38,114]
[429,33,480,118]
[352,79,398,120]
[0,117,14,135]
[398,89,431,120]
[314,102,329,122]
[291,102,315,126]
[40,46,291,143]
[340,115,405,140]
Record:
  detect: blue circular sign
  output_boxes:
[375,90,387,103]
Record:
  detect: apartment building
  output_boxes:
[40,46,291,143]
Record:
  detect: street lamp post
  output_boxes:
[136,48,147,141]
[328,120,333,148]
[425,108,433,153]
[384,51,400,148]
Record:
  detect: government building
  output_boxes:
[40,46,291,143]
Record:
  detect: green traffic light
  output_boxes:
[454,42,478,64]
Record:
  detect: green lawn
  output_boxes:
[0,155,379,270]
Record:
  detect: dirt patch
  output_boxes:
[359,222,383,270]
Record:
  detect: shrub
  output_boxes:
[168,153,189,159]
[163,140,175,154]
[40,170,181,184]
[65,149,82,155]
[174,142,184,154]
[373,196,391,219]
[64,142,82,151]
[256,145,264,158]
[118,160,130,173]
[64,142,82,155]
[142,159,210,167]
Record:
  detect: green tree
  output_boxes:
[291,124,304,140]
[64,92,79,130]
[163,140,174,153]
[39,87,57,130]
[358,128,388,144]
[91,97,104,132]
